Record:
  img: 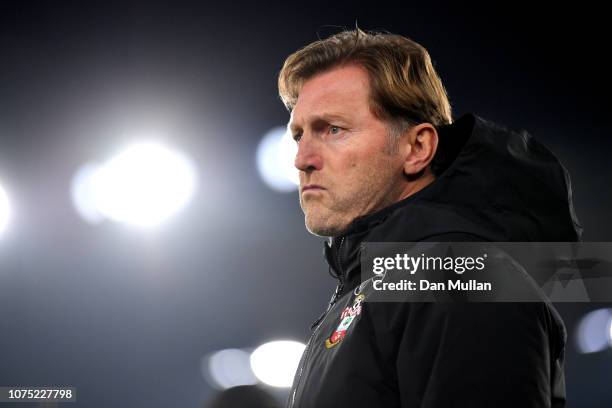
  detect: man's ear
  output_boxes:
[401,123,438,177]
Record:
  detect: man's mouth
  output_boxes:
[301,184,325,193]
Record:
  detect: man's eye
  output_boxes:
[329,126,341,135]
[292,133,302,143]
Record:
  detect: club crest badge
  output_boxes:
[325,294,365,348]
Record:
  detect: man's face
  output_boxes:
[289,64,407,237]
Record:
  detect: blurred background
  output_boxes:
[0,0,610,407]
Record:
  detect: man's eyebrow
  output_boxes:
[289,113,350,132]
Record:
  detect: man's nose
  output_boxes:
[295,136,323,172]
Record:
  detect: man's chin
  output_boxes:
[304,216,348,238]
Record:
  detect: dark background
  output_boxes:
[0,1,610,407]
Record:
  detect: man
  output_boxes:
[278,29,581,407]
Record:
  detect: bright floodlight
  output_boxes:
[203,349,258,390]
[609,316,612,346]
[88,143,196,227]
[71,162,105,225]
[0,182,10,233]
[575,308,612,353]
[256,126,299,192]
[250,340,305,387]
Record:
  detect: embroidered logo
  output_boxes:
[325,294,365,348]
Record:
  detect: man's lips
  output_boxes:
[301,184,325,193]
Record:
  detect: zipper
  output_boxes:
[289,237,345,408]
[289,295,333,408]
[335,236,345,285]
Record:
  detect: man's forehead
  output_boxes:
[289,66,371,129]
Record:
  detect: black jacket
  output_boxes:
[287,114,582,408]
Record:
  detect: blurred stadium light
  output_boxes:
[71,142,197,227]
[256,126,298,193]
[608,312,612,347]
[71,162,105,225]
[0,181,10,234]
[575,308,612,354]
[250,340,305,387]
[203,348,258,390]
